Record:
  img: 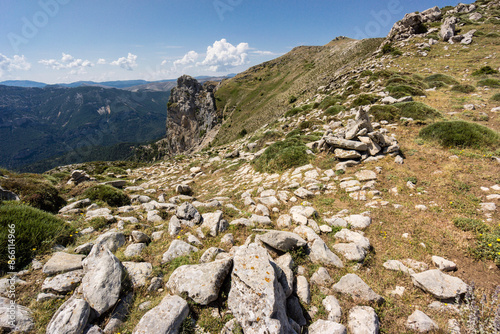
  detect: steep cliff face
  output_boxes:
[165,75,219,154]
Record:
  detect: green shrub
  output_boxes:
[0,176,65,213]
[324,105,345,116]
[392,101,442,121]
[472,66,499,76]
[424,73,459,88]
[453,217,491,234]
[491,93,500,101]
[89,217,111,231]
[486,32,500,38]
[288,95,297,104]
[319,95,343,110]
[83,185,130,207]
[478,78,500,87]
[369,70,394,82]
[386,85,425,98]
[238,129,248,138]
[351,94,380,107]
[284,107,304,118]
[252,137,310,173]
[299,121,313,129]
[381,44,403,56]
[419,121,500,149]
[369,105,401,122]
[451,84,476,93]
[0,202,75,273]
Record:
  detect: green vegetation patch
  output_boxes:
[252,137,310,173]
[369,105,400,122]
[350,94,380,107]
[0,174,65,213]
[392,101,442,120]
[453,217,490,234]
[472,66,499,76]
[386,85,425,98]
[419,121,500,149]
[0,202,75,272]
[451,84,476,93]
[491,93,500,101]
[324,105,345,116]
[381,44,403,56]
[284,107,304,118]
[83,184,131,207]
[319,95,344,110]
[478,78,500,88]
[424,73,459,88]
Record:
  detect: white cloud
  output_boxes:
[199,39,249,72]
[39,53,94,70]
[173,50,199,68]
[97,58,106,65]
[0,54,31,78]
[110,53,138,71]
[251,50,281,56]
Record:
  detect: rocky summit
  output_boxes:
[0,1,499,333]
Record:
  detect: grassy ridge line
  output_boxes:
[212,38,383,146]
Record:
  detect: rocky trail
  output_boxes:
[1,1,500,333]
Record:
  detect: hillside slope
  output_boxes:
[212,37,383,145]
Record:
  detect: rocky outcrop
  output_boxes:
[165,75,219,154]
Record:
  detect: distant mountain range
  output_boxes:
[0,74,235,92]
[0,75,234,172]
[0,85,170,171]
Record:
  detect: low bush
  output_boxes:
[324,105,345,116]
[350,94,380,107]
[419,121,500,149]
[451,84,476,93]
[386,85,425,98]
[252,137,310,173]
[381,44,402,56]
[369,105,400,122]
[491,93,500,101]
[0,175,65,213]
[453,217,491,234]
[478,78,500,88]
[472,66,499,76]
[284,107,304,118]
[392,101,442,121]
[319,95,343,110]
[0,202,75,273]
[424,73,459,88]
[83,185,130,207]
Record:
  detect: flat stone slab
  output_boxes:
[332,274,384,304]
[123,262,152,288]
[42,252,86,275]
[411,269,468,300]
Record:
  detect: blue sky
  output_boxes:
[0,0,461,84]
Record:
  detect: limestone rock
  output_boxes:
[432,255,457,272]
[323,295,342,322]
[166,259,232,305]
[411,269,468,300]
[332,274,384,304]
[275,253,294,298]
[81,245,123,316]
[42,252,86,275]
[161,240,198,264]
[309,319,347,334]
[406,310,439,332]
[201,211,228,237]
[309,239,344,268]
[311,267,333,288]
[122,262,152,288]
[103,292,133,333]
[333,243,367,262]
[124,243,147,257]
[132,295,189,334]
[440,16,458,41]
[345,214,372,229]
[93,231,126,252]
[296,275,311,305]
[46,297,90,334]
[334,229,370,250]
[0,297,35,333]
[259,230,307,252]
[228,243,293,333]
[42,270,84,294]
[348,306,380,334]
